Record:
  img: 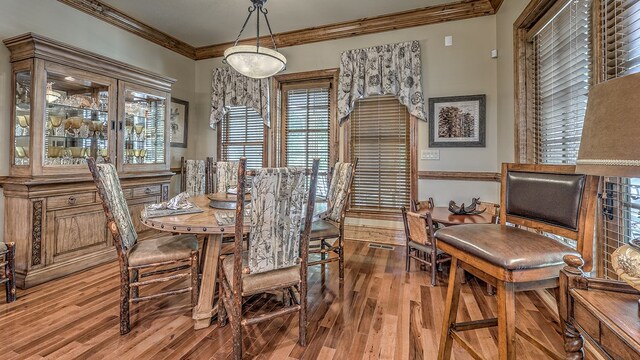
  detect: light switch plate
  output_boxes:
[421,149,440,160]
[445,36,453,47]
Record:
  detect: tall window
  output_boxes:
[600,0,640,278]
[533,0,592,164]
[282,82,331,196]
[349,96,411,214]
[218,106,265,169]
[517,0,640,278]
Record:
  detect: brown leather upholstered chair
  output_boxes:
[308,160,357,281]
[402,207,451,286]
[180,157,214,195]
[1,242,16,303]
[88,158,199,335]
[217,158,319,360]
[435,163,598,360]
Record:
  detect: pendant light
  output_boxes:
[223,0,286,79]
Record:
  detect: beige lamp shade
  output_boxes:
[576,72,640,177]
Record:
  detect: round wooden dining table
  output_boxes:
[416,206,494,226]
[141,194,248,330]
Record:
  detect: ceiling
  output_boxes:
[100,0,456,47]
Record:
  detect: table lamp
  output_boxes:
[575,71,640,302]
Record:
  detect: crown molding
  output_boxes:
[194,0,496,60]
[57,0,195,59]
[58,0,501,61]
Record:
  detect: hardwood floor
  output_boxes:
[0,239,564,359]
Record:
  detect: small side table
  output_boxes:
[560,255,640,359]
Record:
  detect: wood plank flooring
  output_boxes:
[0,239,565,359]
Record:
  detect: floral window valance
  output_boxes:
[338,41,426,124]
[210,67,270,128]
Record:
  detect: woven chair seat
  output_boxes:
[127,234,198,267]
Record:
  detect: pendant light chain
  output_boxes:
[260,7,279,51]
[232,5,256,47]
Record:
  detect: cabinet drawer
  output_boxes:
[132,185,161,198]
[48,192,96,209]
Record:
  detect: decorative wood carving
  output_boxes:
[56,0,501,60]
[31,200,43,266]
[417,171,501,182]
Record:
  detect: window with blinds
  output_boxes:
[219,106,264,169]
[349,96,410,213]
[282,83,331,196]
[533,0,592,164]
[601,0,640,278]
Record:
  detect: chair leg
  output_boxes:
[496,280,516,360]
[338,235,345,281]
[437,257,463,360]
[5,243,16,303]
[232,319,243,360]
[406,245,411,272]
[120,267,131,335]
[131,269,139,299]
[299,278,308,347]
[217,257,228,327]
[320,239,326,274]
[431,253,437,286]
[191,251,199,307]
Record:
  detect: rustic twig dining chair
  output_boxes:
[215,161,239,193]
[1,242,16,303]
[411,197,435,212]
[435,163,598,360]
[217,157,319,360]
[402,207,451,286]
[308,160,357,281]
[87,158,200,335]
[180,157,214,196]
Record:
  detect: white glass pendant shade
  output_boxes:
[224,45,286,79]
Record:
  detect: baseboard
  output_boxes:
[344,224,405,246]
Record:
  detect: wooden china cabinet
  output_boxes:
[0,33,174,288]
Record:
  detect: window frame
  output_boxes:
[342,96,418,221]
[216,105,269,168]
[272,69,339,170]
[515,0,640,278]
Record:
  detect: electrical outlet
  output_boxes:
[421,149,440,160]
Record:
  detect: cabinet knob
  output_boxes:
[144,188,152,195]
[68,196,76,205]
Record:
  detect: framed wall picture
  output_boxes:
[428,94,486,147]
[170,97,189,148]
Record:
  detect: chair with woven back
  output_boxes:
[217,157,319,360]
[180,157,214,196]
[411,197,435,212]
[87,158,200,335]
[402,207,451,286]
[1,242,16,303]
[308,160,357,281]
[435,163,598,360]
[477,201,500,224]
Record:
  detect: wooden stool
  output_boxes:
[435,163,598,360]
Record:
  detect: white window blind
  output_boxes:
[350,96,410,213]
[283,83,331,196]
[533,0,592,164]
[601,0,640,278]
[602,0,640,79]
[220,106,264,169]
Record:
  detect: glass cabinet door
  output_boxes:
[121,85,168,169]
[43,65,115,170]
[14,69,32,167]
